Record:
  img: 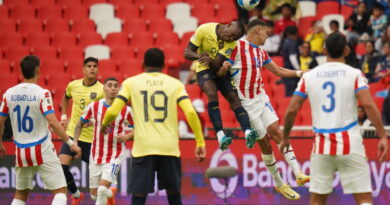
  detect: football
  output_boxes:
[237,0,260,11]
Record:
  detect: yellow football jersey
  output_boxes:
[190,23,237,72]
[65,79,104,143]
[118,72,189,157]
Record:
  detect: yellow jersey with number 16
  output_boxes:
[65,79,104,143]
[118,72,189,157]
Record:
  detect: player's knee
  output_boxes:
[52,193,67,205]
[97,186,108,196]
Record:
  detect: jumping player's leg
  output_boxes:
[12,189,30,205]
[310,193,328,205]
[50,187,67,205]
[197,70,231,150]
[96,162,121,205]
[13,165,35,205]
[217,74,257,149]
[59,143,80,197]
[353,193,373,205]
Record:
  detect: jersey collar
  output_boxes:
[82,79,98,87]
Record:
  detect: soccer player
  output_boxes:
[184,21,258,151]
[59,57,104,204]
[281,32,389,205]
[221,19,309,200]
[0,55,81,205]
[74,77,133,205]
[101,48,206,205]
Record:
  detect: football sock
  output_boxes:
[281,146,301,176]
[167,193,183,205]
[61,165,79,196]
[207,101,223,132]
[11,199,25,205]
[262,154,284,187]
[52,193,67,205]
[233,106,251,132]
[96,186,108,205]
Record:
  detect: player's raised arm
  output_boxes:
[264,61,303,78]
[60,88,72,129]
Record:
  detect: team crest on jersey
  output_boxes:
[218,41,224,49]
[90,92,97,100]
[225,48,233,56]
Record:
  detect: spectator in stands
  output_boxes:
[299,42,318,71]
[274,3,297,35]
[359,40,381,82]
[374,40,390,81]
[329,20,340,33]
[262,0,298,21]
[179,99,207,138]
[345,43,360,68]
[344,2,372,45]
[375,24,390,55]
[383,90,390,125]
[249,0,268,22]
[281,26,300,96]
[260,21,281,56]
[369,4,387,40]
[305,20,325,55]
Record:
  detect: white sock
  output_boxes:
[52,193,67,205]
[262,154,284,187]
[72,190,81,198]
[216,131,226,143]
[280,145,301,176]
[91,194,97,201]
[244,129,251,138]
[96,186,108,205]
[11,199,25,205]
[106,188,113,198]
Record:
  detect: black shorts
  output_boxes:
[59,139,91,163]
[197,69,237,96]
[129,155,181,194]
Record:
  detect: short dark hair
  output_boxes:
[104,77,119,84]
[247,19,267,31]
[234,21,246,38]
[143,48,165,68]
[301,41,311,50]
[284,25,298,36]
[325,32,347,58]
[266,21,274,27]
[84,57,98,65]
[20,55,40,79]
[374,3,384,11]
[330,20,339,27]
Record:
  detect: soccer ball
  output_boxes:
[237,0,260,11]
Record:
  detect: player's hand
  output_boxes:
[278,138,291,154]
[60,119,69,130]
[83,120,94,128]
[198,53,212,66]
[116,133,133,143]
[217,61,232,77]
[70,144,82,159]
[378,137,388,162]
[0,143,6,157]
[195,146,206,162]
[100,125,108,135]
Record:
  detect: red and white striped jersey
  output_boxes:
[229,39,272,99]
[0,83,56,167]
[295,62,369,156]
[81,99,133,164]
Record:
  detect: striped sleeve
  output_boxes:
[354,71,368,93]
[125,106,134,128]
[261,48,272,65]
[294,76,308,98]
[0,95,9,117]
[80,102,94,123]
[40,91,54,116]
[228,43,239,65]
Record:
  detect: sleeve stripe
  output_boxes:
[117,95,128,103]
[177,96,189,103]
[0,112,9,117]
[293,91,307,99]
[189,41,199,49]
[43,110,54,116]
[355,86,368,93]
[80,117,90,123]
[227,59,234,64]
[263,59,272,65]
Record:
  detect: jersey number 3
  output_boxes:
[140,90,168,123]
[13,105,34,133]
[322,81,335,113]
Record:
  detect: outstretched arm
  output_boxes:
[264,61,303,78]
[184,43,201,60]
[101,96,126,133]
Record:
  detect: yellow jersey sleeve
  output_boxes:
[218,41,237,59]
[190,24,205,47]
[65,82,73,98]
[118,79,132,102]
[176,83,189,103]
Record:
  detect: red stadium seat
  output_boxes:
[99,71,124,82]
[65,59,84,79]
[123,19,147,32]
[356,43,366,56]
[115,5,140,20]
[118,59,143,77]
[98,59,118,73]
[216,4,237,23]
[155,32,179,47]
[18,19,43,35]
[130,32,154,48]
[161,0,183,6]
[24,33,51,47]
[0,19,17,34]
[298,16,317,38]
[59,46,84,62]
[180,31,194,48]
[316,1,340,19]
[10,5,36,20]
[46,73,72,89]
[109,0,133,6]
[83,0,108,7]
[185,83,202,99]
[341,5,354,20]
[30,0,56,6]
[192,4,215,19]
[111,47,135,61]
[39,59,65,79]
[0,6,9,19]
[197,16,220,25]
[37,5,62,21]
[52,33,77,47]
[78,33,103,47]
[134,0,158,6]
[148,19,173,33]
[63,5,89,21]
[141,5,165,21]
[0,33,23,48]
[57,0,82,6]
[162,45,184,64]
[0,59,12,73]
[4,47,30,65]
[0,74,19,94]
[104,33,129,47]
[31,46,58,61]
[71,19,96,34]
[45,19,70,34]
[3,0,29,7]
